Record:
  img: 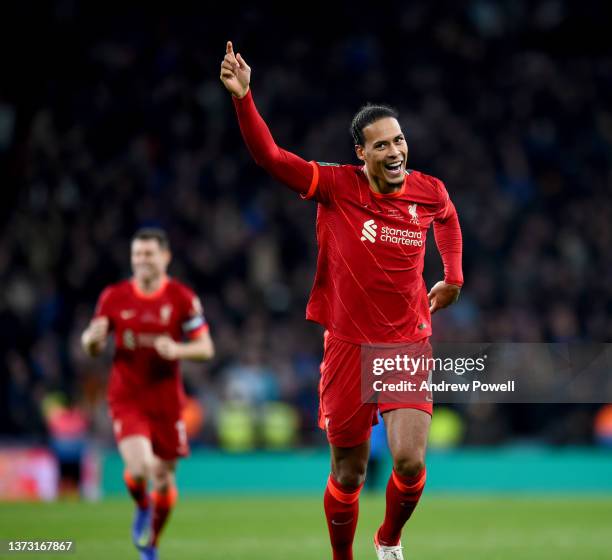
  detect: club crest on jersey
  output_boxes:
[408,203,420,225]
[160,304,173,325]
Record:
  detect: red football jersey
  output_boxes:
[304,164,459,343]
[94,277,208,417]
[233,89,463,345]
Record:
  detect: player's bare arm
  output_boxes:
[220,41,250,98]
[81,316,109,357]
[428,281,461,314]
[154,332,215,361]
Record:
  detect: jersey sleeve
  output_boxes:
[233,90,316,196]
[179,288,209,340]
[94,286,115,330]
[432,179,464,287]
[299,162,344,205]
[431,178,454,221]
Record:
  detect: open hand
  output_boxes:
[220,41,251,99]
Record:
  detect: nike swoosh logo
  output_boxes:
[120,310,136,319]
[331,518,353,526]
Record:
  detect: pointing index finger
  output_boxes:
[226,41,233,54]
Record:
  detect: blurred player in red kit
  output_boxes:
[81,228,214,560]
[221,42,463,560]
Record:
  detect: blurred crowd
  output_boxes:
[1,1,611,448]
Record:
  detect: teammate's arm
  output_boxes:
[429,185,463,314]
[82,287,114,356]
[154,291,215,361]
[81,316,110,357]
[154,331,215,361]
[220,41,316,197]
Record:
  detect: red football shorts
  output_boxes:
[110,404,189,461]
[318,331,433,448]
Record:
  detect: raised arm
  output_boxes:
[220,41,315,195]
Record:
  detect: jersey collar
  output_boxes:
[361,166,408,198]
[130,275,169,300]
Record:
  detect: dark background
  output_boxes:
[1,0,610,448]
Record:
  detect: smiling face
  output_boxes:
[355,117,408,193]
[131,238,171,285]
